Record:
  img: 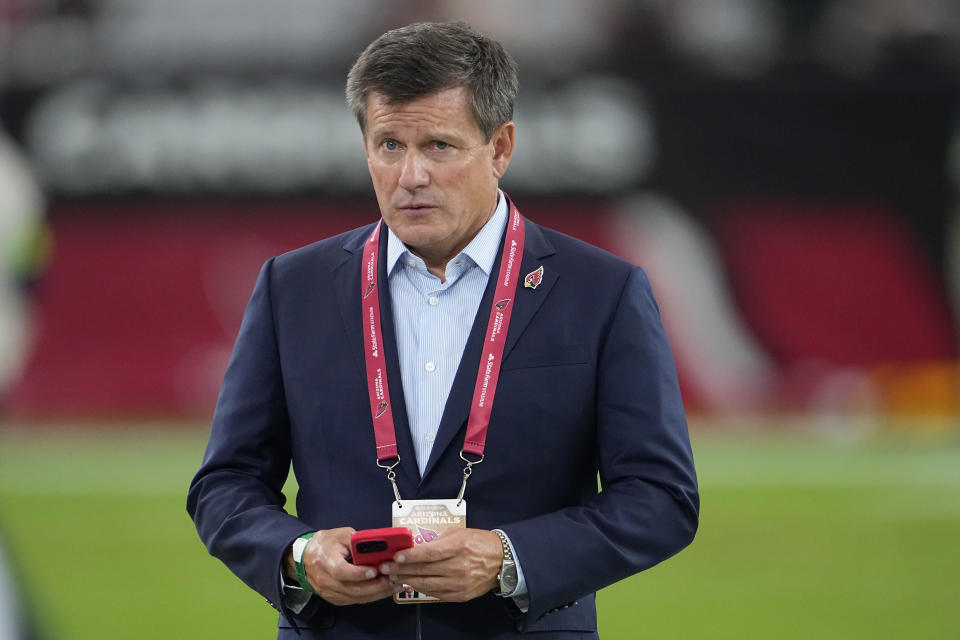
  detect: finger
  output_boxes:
[393,535,457,564]
[381,558,455,577]
[322,576,394,606]
[385,527,487,570]
[335,575,394,599]
[340,565,381,582]
[380,530,470,575]
[327,555,382,583]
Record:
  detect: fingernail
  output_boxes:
[380,564,390,575]
[395,554,406,563]
[364,568,376,579]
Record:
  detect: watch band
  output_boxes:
[492,530,517,597]
[293,533,316,594]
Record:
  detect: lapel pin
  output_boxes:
[524,265,544,290]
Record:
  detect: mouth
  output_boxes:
[396,203,437,213]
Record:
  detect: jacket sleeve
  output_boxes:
[187,258,314,620]
[500,266,700,623]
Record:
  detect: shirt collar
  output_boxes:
[386,190,509,277]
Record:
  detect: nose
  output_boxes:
[398,151,429,190]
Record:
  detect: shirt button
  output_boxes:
[407,259,416,267]
[425,361,436,372]
[428,296,439,306]
[426,432,436,443]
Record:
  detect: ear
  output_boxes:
[490,122,515,179]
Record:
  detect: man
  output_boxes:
[188,21,698,639]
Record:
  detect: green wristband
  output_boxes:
[294,532,316,594]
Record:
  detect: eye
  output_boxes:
[433,140,450,151]
[383,139,399,151]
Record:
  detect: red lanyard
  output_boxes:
[361,197,525,501]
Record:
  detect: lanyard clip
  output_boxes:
[456,451,484,506]
[377,456,403,506]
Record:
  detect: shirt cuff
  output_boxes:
[280,568,312,614]
[492,529,529,612]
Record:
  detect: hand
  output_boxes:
[379,528,503,602]
[284,527,394,606]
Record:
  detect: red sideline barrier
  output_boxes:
[8,197,956,418]
[713,201,958,366]
[6,200,374,417]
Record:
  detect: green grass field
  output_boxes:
[1,422,958,639]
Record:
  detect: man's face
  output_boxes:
[363,87,515,269]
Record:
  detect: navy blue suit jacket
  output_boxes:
[188,215,699,639]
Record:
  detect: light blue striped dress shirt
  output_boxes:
[386,194,507,475]
[386,191,528,605]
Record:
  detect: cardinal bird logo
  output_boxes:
[495,298,511,311]
[364,281,376,299]
[414,526,439,545]
[524,265,544,289]
[375,400,388,418]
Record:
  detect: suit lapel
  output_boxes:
[503,222,559,358]
[332,226,421,490]
[331,230,369,376]
[420,219,557,484]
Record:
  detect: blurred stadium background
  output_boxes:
[1,1,959,638]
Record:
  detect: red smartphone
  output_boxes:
[349,527,414,567]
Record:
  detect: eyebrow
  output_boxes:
[371,129,466,145]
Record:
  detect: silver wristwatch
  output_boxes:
[492,530,518,596]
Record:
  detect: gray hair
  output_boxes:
[346,22,519,141]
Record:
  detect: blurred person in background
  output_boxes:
[0,128,48,410]
[189,21,698,639]
[0,526,38,640]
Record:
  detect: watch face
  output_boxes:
[501,565,518,592]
